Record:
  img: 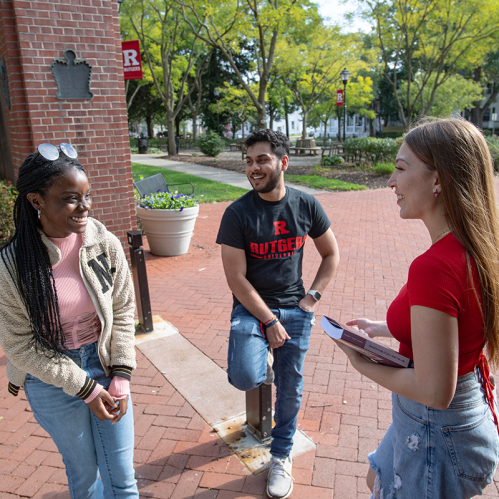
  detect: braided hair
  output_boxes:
[1,153,85,357]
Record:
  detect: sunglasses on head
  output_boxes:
[28,143,78,165]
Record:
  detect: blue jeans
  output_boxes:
[227,304,314,458]
[369,369,499,499]
[24,342,138,499]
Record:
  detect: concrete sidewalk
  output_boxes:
[130,154,324,195]
[1,182,499,498]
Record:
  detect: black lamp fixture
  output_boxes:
[340,68,350,142]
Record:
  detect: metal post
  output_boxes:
[245,384,272,443]
[127,230,153,332]
[343,82,347,143]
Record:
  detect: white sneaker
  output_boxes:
[267,456,293,498]
[264,349,274,385]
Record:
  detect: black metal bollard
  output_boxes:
[245,384,272,443]
[127,230,153,332]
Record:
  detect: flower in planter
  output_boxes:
[138,190,198,211]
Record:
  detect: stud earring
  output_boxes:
[433,189,439,197]
[38,209,41,219]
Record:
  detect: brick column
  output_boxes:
[0,0,136,245]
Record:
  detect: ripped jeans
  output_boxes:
[369,369,499,499]
[227,304,314,458]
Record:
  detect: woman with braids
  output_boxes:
[0,144,139,498]
[336,118,499,498]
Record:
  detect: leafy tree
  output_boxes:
[198,47,253,136]
[172,0,321,129]
[210,83,258,140]
[121,0,211,155]
[310,76,375,141]
[361,0,499,128]
[399,73,483,117]
[468,50,499,127]
[275,28,373,139]
[127,81,165,137]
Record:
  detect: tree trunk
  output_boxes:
[323,120,327,141]
[167,114,176,156]
[302,110,308,140]
[192,114,198,142]
[146,116,153,138]
[369,117,374,137]
[285,107,289,137]
[175,116,181,138]
[231,117,236,140]
[337,114,342,141]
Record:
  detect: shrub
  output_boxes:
[343,137,399,164]
[321,155,344,167]
[373,163,395,175]
[197,131,226,157]
[0,180,17,244]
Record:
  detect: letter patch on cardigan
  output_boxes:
[87,253,113,293]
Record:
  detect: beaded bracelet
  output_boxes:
[264,316,279,328]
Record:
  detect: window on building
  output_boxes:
[291,121,295,129]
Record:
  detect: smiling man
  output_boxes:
[216,130,340,499]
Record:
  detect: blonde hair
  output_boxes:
[404,117,499,368]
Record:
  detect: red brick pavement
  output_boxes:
[1,187,499,498]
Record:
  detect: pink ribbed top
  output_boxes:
[48,232,101,349]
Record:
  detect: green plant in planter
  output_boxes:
[138,191,198,211]
[0,180,17,244]
[197,131,225,157]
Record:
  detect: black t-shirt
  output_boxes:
[216,187,331,309]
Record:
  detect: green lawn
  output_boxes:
[132,163,366,203]
[132,163,249,203]
[284,174,367,191]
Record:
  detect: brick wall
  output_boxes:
[0,0,136,245]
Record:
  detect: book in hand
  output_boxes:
[321,315,414,368]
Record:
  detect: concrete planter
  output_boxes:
[136,205,199,257]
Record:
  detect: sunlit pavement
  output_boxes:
[1,184,499,498]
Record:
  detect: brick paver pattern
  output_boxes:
[1,187,498,498]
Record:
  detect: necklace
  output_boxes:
[432,229,451,245]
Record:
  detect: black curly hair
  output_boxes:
[244,129,290,160]
[1,153,85,357]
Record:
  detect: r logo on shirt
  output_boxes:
[274,221,290,236]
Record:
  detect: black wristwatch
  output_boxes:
[307,289,321,301]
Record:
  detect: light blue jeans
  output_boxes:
[24,342,138,499]
[227,304,314,458]
[369,369,499,499]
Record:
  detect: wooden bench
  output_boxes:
[228,139,247,159]
[133,173,195,198]
[289,146,322,155]
[321,142,344,158]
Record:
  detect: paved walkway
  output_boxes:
[1,168,499,498]
[130,154,323,195]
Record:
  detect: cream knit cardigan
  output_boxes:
[0,218,136,395]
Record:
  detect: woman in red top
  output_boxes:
[337,118,499,499]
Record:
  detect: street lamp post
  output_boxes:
[214,89,220,136]
[340,68,350,142]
